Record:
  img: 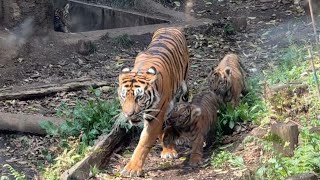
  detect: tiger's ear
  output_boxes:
[147,66,157,83]
[191,105,201,119]
[147,66,157,75]
[121,67,131,73]
[224,67,231,77]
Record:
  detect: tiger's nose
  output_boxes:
[124,110,134,118]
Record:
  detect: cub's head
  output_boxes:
[118,66,159,125]
[167,102,201,127]
[208,67,232,97]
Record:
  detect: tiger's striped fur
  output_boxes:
[163,91,222,166]
[208,54,246,107]
[54,3,70,33]
[118,27,189,177]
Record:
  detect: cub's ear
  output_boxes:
[121,67,131,73]
[64,3,70,11]
[224,67,231,76]
[191,105,201,119]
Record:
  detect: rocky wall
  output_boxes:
[0,0,53,30]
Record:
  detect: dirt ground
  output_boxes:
[0,0,317,179]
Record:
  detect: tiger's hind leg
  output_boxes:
[160,128,178,159]
[188,134,204,167]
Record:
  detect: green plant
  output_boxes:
[211,150,245,169]
[216,74,268,134]
[219,103,248,129]
[1,164,26,180]
[42,138,91,179]
[40,87,131,179]
[256,128,320,179]
[112,34,134,48]
[90,165,101,177]
[40,87,121,149]
[223,23,235,35]
[254,44,320,179]
[265,45,307,85]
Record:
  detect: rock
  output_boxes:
[77,40,95,56]
[249,127,268,138]
[230,17,247,32]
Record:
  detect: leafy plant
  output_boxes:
[256,128,320,179]
[40,87,134,178]
[211,150,245,169]
[223,23,235,35]
[1,164,25,180]
[90,165,101,178]
[254,44,320,179]
[217,76,267,133]
[112,34,134,48]
[265,45,307,85]
[40,87,121,150]
[42,138,91,179]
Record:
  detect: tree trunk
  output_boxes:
[271,122,299,157]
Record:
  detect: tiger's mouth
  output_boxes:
[127,117,140,124]
[125,114,143,125]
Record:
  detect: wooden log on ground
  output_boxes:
[0,78,108,101]
[0,112,64,135]
[271,122,299,157]
[61,113,129,180]
[286,172,318,180]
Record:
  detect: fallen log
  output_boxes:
[286,172,318,180]
[0,112,64,135]
[0,78,108,101]
[61,113,130,180]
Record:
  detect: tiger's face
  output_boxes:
[209,67,232,97]
[167,102,201,127]
[118,67,159,125]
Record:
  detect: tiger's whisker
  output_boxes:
[144,113,160,123]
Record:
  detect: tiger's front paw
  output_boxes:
[120,161,143,177]
[160,147,178,159]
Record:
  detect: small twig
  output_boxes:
[289,120,303,128]
[308,0,319,46]
[308,48,320,99]
[308,0,320,100]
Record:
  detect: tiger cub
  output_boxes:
[208,53,246,107]
[54,3,70,33]
[163,91,222,167]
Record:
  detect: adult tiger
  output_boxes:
[208,54,247,107]
[118,27,189,177]
[163,91,222,167]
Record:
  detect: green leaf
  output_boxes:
[229,120,235,129]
